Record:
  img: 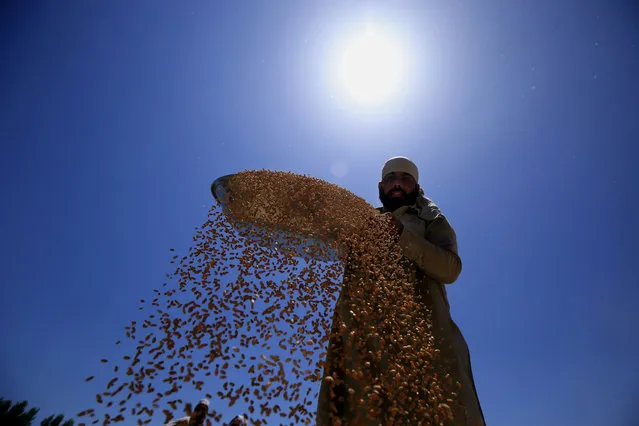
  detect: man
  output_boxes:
[317,156,485,425]
[227,414,248,425]
[165,399,209,426]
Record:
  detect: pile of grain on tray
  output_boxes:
[78,170,459,426]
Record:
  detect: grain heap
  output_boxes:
[78,170,459,426]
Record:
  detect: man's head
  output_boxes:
[229,414,247,426]
[192,399,209,424]
[378,156,420,212]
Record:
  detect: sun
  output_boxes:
[333,24,407,106]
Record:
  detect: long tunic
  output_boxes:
[317,203,485,425]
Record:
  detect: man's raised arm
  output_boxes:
[397,215,462,284]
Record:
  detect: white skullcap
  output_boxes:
[381,156,419,183]
[197,399,210,408]
[230,415,247,425]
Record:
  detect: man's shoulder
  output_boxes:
[376,201,447,223]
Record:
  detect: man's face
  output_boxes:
[192,404,208,424]
[378,172,419,212]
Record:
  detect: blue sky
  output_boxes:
[1,1,638,425]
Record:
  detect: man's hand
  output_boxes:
[383,212,404,236]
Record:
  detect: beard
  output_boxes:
[379,186,419,212]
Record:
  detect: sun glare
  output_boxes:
[333,24,407,106]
